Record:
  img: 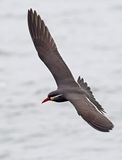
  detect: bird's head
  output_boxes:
[42,91,67,103]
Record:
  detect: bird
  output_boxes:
[27,8,114,132]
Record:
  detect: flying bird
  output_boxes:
[27,9,114,132]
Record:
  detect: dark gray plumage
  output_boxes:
[28,9,114,132]
[77,76,105,114]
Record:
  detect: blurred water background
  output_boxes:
[0,0,122,160]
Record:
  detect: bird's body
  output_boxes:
[28,9,114,132]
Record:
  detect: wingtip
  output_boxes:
[28,8,33,11]
[77,76,80,82]
[87,120,114,132]
[34,10,37,16]
[28,8,33,21]
[28,8,32,14]
[28,8,37,16]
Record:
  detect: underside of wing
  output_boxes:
[28,9,74,86]
[77,76,105,114]
[65,93,114,132]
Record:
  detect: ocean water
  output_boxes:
[0,0,122,160]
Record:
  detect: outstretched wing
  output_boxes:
[77,76,105,114]
[65,92,114,132]
[28,9,74,87]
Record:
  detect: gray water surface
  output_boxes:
[0,0,122,160]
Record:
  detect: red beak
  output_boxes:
[42,97,50,103]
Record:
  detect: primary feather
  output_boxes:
[28,9,75,87]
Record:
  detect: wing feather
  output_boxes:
[65,93,114,132]
[77,76,105,113]
[28,9,75,87]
